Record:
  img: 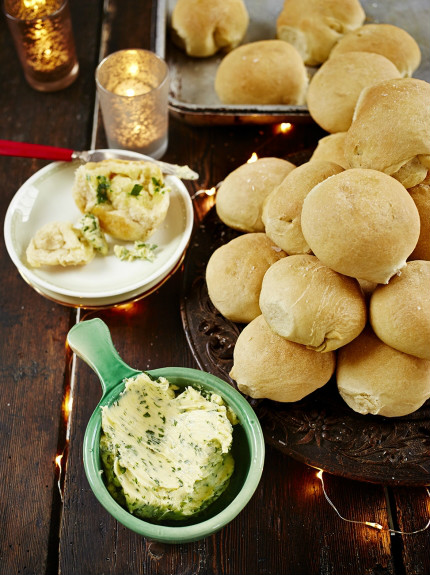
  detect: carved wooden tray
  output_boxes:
[180,207,430,486]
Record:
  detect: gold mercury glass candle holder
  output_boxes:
[96,50,170,160]
[3,0,79,92]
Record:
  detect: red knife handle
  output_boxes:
[0,140,74,161]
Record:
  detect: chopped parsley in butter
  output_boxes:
[78,213,109,255]
[113,242,157,262]
[100,373,237,521]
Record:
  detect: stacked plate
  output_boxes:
[4,152,194,308]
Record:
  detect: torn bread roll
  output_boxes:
[307,51,400,133]
[230,314,336,402]
[344,78,430,188]
[214,40,308,105]
[206,233,286,324]
[337,326,430,417]
[260,255,367,352]
[329,23,421,78]
[216,157,295,232]
[276,0,365,66]
[300,169,420,284]
[170,0,249,57]
[370,260,430,360]
[262,160,344,254]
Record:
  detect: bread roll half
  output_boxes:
[230,315,336,402]
[337,327,430,417]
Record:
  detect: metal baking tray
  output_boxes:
[154,0,430,125]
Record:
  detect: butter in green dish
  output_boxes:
[99,373,238,521]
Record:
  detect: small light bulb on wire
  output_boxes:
[316,469,430,535]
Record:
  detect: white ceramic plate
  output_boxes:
[4,155,194,301]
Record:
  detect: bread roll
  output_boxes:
[230,315,336,402]
[310,132,348,169]
[307,52,400,133]
[206,233,286,323]
[259,255,366,352]
[408,171,430,261]
[276,0,365,66]
[370,260,430,360]
[337,326,430,417]
[301,169,421,284]
[330,23,421,78]
[344,78,430,188]
[170,0,249,57]
[262,160,344,254]
[26,222,94,267]
[214,40,308,105]
[216,157,295,232]
[73,160,170,242]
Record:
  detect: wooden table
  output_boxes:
[1,1,429,574]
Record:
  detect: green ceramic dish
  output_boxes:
[67,318,265,544]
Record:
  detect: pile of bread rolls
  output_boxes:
[170,0,423,122]
[206,74,430,417]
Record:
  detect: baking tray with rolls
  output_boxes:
[155,0,430,125]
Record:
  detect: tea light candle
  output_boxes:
[96,50,170,160]
[3,0,79,91]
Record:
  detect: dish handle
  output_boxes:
[67,318,142,396]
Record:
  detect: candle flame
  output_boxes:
[247,152,258,163]
[128,63,139,76]
[125,88,136,97]
[279,122,292,133]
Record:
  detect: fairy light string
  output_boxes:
[316,470,430,535]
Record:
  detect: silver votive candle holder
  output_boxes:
[96,49,170,160]
[3,0,79,92]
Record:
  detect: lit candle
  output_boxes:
[96,50,170,160]
[3,0,79,91]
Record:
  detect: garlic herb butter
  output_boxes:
[100,373,237,521]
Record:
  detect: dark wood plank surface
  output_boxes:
[1,1,429,574]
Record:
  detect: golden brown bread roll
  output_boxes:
[276,0,365,66]
[307,51,400,133]
[330,23,421,78]
[73,160,170,242]
[206,233,286,324]
[370,260,430,360]
[262,160,344,254]
[337,326,430,417]
[216,157,296,232]
[301,168,421,284]
[309,132,348,169]
[344,78,430,188]
[230,315,336,402]
[259,255,367,352]
[214,40,308,105]
[408,171,430,261]
[170,0,249,57]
